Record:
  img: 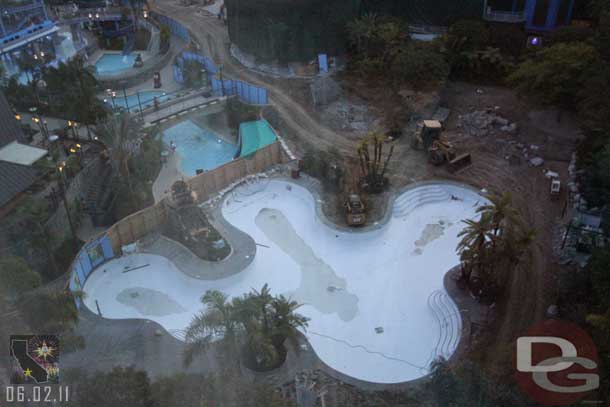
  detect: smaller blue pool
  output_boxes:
[162,120,237,176]
[95,53,136,75]
[111,90,170,112]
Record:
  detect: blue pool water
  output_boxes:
[162,120,237,176]
[111,90,170,112]
[95,54,136,75]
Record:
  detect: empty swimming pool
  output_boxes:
[95,53,136,75]
[82,180,490,383]
[161,120,237,176]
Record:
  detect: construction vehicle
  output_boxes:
[412,119,472,173]
[345,194,366,226]
[427,139,472,173]
[550,178,561,199]
[411,120,442,150]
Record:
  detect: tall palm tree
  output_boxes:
[97,113,138,209]
[457,194,535,299]
[184,286,309,371]
[457,214,492,284]
[183,290,239,367]
[270,295,309,352]
[476,192,519,239]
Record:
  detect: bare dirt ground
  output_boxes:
[438,82,578,377]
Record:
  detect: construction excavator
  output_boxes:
[345,194,366,226]
[412,120,472,173]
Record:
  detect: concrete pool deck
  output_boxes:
[82,175,490,384]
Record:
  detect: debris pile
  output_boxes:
[458,109,517,137]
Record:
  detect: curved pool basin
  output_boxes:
[82,180,489,383]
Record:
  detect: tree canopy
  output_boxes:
[184,285,308,371]
[508,42,604,108]
[0,256,41,300]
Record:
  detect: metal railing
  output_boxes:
[483,8,526,23]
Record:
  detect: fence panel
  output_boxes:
[151,12,190,42]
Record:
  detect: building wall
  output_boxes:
[525,0,575,31]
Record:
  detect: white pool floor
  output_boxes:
[82,180,488,383]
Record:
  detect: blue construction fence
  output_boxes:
[69,234,115,309]
[150,11,189,42]
[173,51,268,105]
[211,78,269,105]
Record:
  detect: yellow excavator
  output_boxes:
[412,120,472,173]
[428,139,472,172]
[345,194,366,226]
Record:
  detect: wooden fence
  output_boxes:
[105,202,168,255]
[187,141,282,202]
[102,141,283,254]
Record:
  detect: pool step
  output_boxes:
[392,186,451,218]
[427,290,461,364]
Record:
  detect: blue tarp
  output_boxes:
[318,54,328,73]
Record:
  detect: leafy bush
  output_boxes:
[0,256,41,300]
[301,146,344,190]
[489,23,527,57]
[508,42,603,108]
[391,42,449,88]
[548,25,595,45]
[446,19,491,75]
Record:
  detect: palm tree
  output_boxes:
[43,56,106,138]
[270,295,309,352]
[457,193,535,300]
[357,130,395,193]
[183,290,239,367]
[476,192,518,239]
[457,214,492,284]
[184,286,309,371]
[97,112,138,209]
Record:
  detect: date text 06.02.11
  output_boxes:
[5,386,70,403]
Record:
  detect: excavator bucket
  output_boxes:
[448,153,472,173]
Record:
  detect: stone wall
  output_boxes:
[46,158,103,241]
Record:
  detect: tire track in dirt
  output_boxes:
[151,1,354,156]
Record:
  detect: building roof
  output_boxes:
[0,161,40,207]
[0,90,25,148]
[0,141,47,165]
[238,119,277,157]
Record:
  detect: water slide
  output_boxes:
[122,32,135,55]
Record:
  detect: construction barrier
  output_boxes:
[150,11,189,42]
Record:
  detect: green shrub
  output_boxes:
[0,256,42,300]
[391,42,449,88]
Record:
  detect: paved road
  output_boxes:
[150,0,354,156]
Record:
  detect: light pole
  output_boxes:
[218,64,225,96]
[67,120,79,140]
[120,80,129,112]
[30,106,49,145]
